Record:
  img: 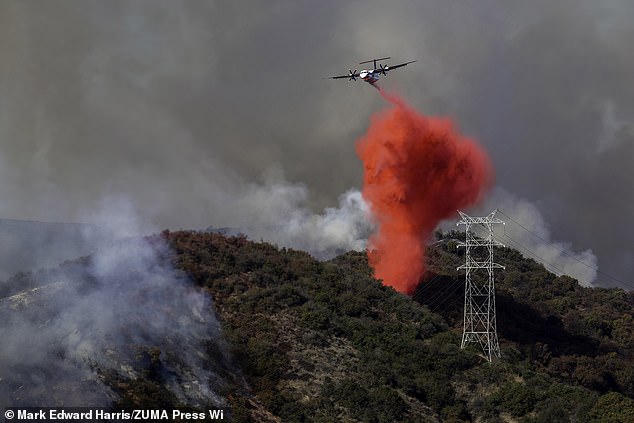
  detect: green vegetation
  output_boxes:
[166,231,465,421]
[161,230,634,422]
[9,229,629,421]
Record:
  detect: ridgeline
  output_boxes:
[164,230,634,422]
[1,230,633,422]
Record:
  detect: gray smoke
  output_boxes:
[0,204,232,407]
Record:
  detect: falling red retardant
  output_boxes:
[356,90,493,294]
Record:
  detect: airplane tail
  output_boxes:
[359,57,391,65]
[360,57,391,69]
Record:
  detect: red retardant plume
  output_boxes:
[356,91,493,294]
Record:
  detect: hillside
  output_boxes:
[164,230,634,422]
[1,230,633,422]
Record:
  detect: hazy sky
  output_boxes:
[1,1,633,287]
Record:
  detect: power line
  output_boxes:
[495,210,634,290]
[494,231,568,276]
[480,218,634,292]
[414,279,456,308]
[498,234,586,282]
[430,280,464,313]
[411,273,446,302]
[420,277,462,310]
[497,210,596,270]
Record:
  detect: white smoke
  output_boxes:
[228,173,373,258]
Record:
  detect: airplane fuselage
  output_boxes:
[359,70,379,84]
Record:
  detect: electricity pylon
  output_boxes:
[457,210,505,362]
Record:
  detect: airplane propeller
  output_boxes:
[349,69,357,81]
[379,64,388,76]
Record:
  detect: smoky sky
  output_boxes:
[1,0,633,288]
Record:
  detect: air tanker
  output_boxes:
[327,57,416,87]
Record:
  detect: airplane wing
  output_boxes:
[328,71,360,80]
[384,60,417,72]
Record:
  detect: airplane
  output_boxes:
[327,57,417,86]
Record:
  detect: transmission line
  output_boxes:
[430,280,464,313]
[420,277,462,309]
[496,210,634,289]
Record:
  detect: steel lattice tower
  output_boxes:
[457,210,505,362]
